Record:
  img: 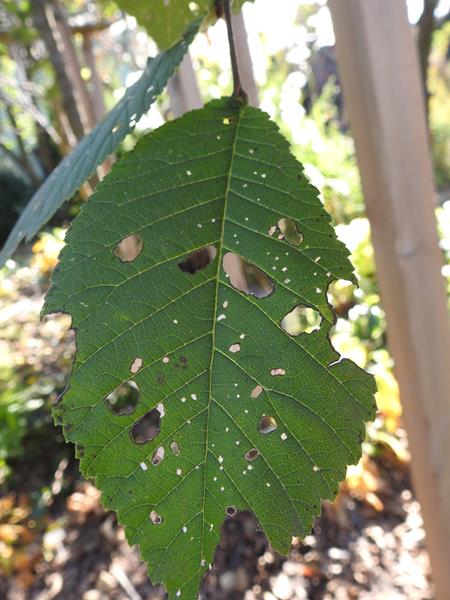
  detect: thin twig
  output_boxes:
[223,0,247,102]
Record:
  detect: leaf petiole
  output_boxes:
[223,0,248,103]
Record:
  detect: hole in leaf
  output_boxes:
[281,305,322,335]
[259,415,278,434]
[114,234,143,262]
[104,381,139,416]
[251,385,263,399]
[152,446,165,465]
[277,218,303,246]
[229,343,241,353]
[270,368,286,376]
[178,246,217,274]
[327,279,355,316]
[130,406,162,444]
[170,441,180,456]
[226,506,237,517]
[223,253,274,299]
[245,448,260,461]
[130,357,143,374]
[150,510,163,525]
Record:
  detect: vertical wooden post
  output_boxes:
[167,52,202,117]
[328,2,450,597]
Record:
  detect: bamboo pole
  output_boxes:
[328,1,450,597]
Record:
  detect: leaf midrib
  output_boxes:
[200,104,244,565]
[199,105,308,557]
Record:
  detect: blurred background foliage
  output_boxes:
[0,0,448,598]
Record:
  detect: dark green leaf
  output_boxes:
[44,98,376,600]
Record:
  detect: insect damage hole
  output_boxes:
[104,381,139,416]
[152,446,165,466]
[114,233,143,262]
[245,448,260,461]
[259,415,278,434]
[130,406,163,444]
[150,510,163,525]
[178,245,217,274]
[229,343,241,353]
[223,252,274,299]
[226,506,237,517]
[281,305,322,335]
[277,218,303,246]
[326,279,355,316]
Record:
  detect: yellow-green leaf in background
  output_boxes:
[115,0,254,49]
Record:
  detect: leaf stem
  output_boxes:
[223,0,247,103]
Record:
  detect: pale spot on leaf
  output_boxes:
[251,385,263,399]
[130,358,143,374]
[271,368,286,376]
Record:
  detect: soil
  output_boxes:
[1,453,433,600]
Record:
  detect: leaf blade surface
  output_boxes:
[45,98,376,599]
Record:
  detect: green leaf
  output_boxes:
[0,21,198,269]
[115,0,254,49]
[44,98,376,600]
[115,0,209,48]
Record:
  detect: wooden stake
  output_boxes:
[167,52,202,117]
[329,2,450,597]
